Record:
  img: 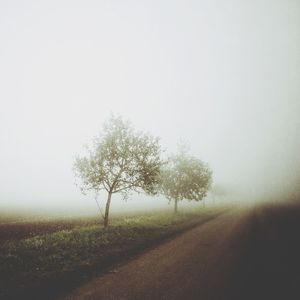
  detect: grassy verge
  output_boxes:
[0,207,223,299]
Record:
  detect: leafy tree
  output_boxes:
[74,116,163,227]
[160,152,212,213]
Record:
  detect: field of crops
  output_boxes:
[0,208,223,299]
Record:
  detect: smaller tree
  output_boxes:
[74,115,163,227]
[160,152,212,213]
[210,184,227,204]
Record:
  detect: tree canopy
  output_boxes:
[74,115,163,227]
[160,152,212,213]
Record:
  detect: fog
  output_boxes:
[0,0,299,214]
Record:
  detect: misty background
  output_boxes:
[0,0,299,214]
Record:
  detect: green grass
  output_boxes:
[0,207,223,299]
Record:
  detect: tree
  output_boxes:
[74,115,163,227]
[210,184,227,204]
[160,152,212,213]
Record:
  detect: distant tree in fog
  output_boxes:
[160,150,212,213]
[210,184,227,204]
[74,115,163,227]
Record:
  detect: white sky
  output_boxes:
[0,0,299,211]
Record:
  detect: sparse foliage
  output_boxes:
[74,115,163,227]
[160,151,212,213]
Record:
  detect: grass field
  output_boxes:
[0,207,224,299]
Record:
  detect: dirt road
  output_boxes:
[64,203,300,300]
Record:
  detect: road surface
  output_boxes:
[64,203,300,300]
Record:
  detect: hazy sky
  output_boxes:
[1,0,299,210]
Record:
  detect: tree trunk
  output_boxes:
[202,199,206,208]
[174,199,178,214]
[104,191,112,228]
